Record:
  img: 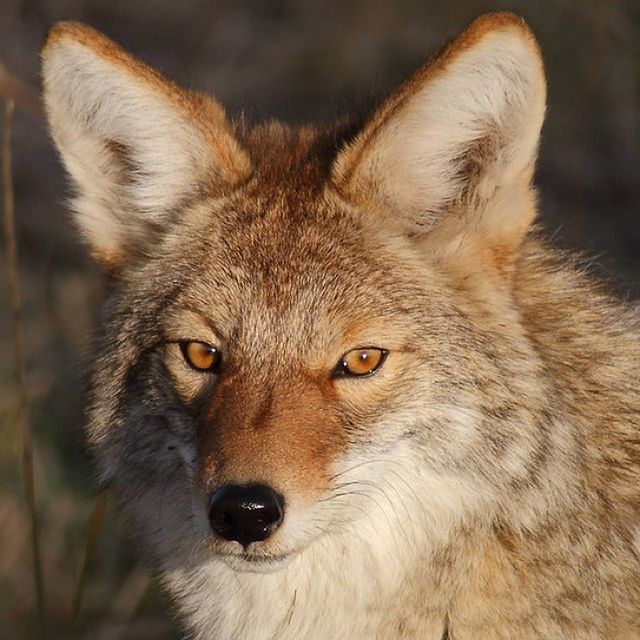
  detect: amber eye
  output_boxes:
[334,347,387,378]
[179,341,221,372]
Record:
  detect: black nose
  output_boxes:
[209,483,285,548]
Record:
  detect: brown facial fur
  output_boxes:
[198,372,346,501]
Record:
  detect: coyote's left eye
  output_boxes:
[179,341,221,372]
[334,347,387,378]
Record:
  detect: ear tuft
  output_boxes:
[333,12,546,255]
[42,22,250,268]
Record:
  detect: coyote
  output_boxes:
[42,12,639,639]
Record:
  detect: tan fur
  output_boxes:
[42,12,640,640]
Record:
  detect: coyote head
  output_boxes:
[43,14,549,574]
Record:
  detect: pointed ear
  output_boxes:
[332,13,546,269]
[42,22,250,269]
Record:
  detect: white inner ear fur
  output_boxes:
[337,26,546,237]
[43,37,243,264]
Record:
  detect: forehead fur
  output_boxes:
[163,143,429,348]
[233,118,368,195]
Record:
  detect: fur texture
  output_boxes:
[42,13,640,639]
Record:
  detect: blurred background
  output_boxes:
[1,1,639,638]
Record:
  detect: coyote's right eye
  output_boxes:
[179,341,221,373]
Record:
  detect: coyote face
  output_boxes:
[42,12,640,640]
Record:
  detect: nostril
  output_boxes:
[209,483,285,548]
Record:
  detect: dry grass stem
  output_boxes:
[99,567,153,640]
[0,61,44,122]
[2,98,46,636]
[69,490,109,637]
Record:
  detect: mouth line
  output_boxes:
[209,546,298,573]
[218,551,291,564]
